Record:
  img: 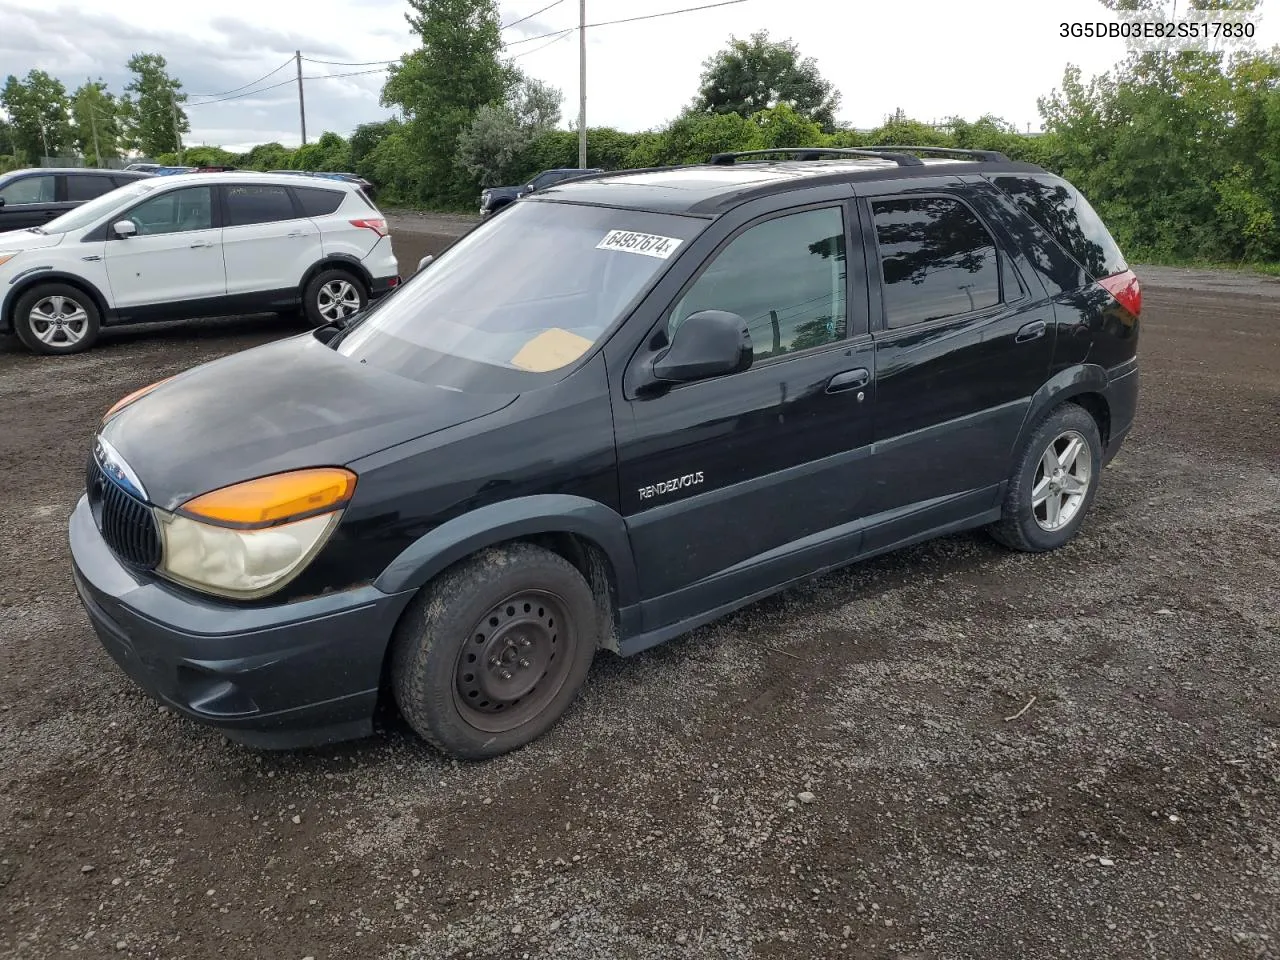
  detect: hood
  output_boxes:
[0,229,67,254]
[99,333,518,512]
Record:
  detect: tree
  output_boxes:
[693,31,840,130]
[71,80,121,166]
[1,70,72,161]
[456,73,563,186]
[125,53,189,157]
[381,0,507,206]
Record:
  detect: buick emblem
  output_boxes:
[94,436,148,501]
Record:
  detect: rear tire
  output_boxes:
[989,402,1103,552]
[390,543,598,760]
[13,283,101,355]
[302,268,367,327]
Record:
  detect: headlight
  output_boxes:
[156,467,356,599]
[0,252,21,269]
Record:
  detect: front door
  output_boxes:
[856,183,1056,547]
[105,184,225,312]
[615,202,876,629]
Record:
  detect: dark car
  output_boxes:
[0,168,153,232]
[479,166,604,216]
[69,146,1140,760]
[269,171,377,201]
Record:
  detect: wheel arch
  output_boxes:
[300,255,373,297]
[1009,364,1111,471]
[372,494,639,650]
[2,271,111,334]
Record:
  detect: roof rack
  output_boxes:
[858,145,1011,162]
[707,147,923,167]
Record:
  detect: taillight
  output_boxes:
[1098,269,1141,316]
[350,218,388,238]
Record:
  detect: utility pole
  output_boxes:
[296,50,308,146]
[170,92,184,164]
[90,109,102,168]
[578,0,586,168]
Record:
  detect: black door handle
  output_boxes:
[826,367,870,393]
[1016,320,1047,343]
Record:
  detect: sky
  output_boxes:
[0,0,1275,153]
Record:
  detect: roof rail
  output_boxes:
[859,145,1011,162]
[707,147,923,167]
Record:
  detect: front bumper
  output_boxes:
[68,494,416,749]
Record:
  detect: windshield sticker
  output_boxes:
[596,229,683,259]
[510,327,595,372]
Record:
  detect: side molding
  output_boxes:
[373,494,640,607]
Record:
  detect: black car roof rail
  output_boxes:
[707,147,924,167]
[858,145,1011,162]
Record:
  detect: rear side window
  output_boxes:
[989,174,1126,280]
[293,186,345,217]
[223,184,297,227]
[67,175,117,202]
[871,196,1002,329]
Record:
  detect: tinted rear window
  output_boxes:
[67,175,117,202]
[989,174,1126,280]
[224,184,298,226]
[294,185,345,217]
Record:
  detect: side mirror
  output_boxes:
[417,255,433,272]
[652,310,752,383]
[0,197,6,208]
[112,220,137,239]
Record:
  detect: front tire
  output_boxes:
[13,283,101,355]
[302,268,367,327]
[390,543,599,759]
[989,402,1103,552]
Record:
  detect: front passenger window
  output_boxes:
[0,175,55,205]
[669,206,847,362]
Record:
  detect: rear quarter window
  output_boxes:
[293,186,346,217]
[989,174,1127,281]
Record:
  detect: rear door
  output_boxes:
[856,179,1054,547]
[219,183,322,298]
[0,173,60,231]
[612,194,876,629]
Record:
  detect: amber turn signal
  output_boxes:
[102,376,175,422]
[179,468,357,528]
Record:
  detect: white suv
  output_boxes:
[0,171,401,355]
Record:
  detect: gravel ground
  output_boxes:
[0,219,1277,960]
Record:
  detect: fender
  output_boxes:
[301,254,374,293]
[1007,363,1110,468]
[373,494,640,607]
[2,269,112,334]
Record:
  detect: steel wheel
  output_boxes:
[1032,429,1092,532]
[316,279,362,321]
[453,590,574,734]
[28,295,91,348]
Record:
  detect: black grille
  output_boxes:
[87,459,162,569]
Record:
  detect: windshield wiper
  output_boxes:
[25,226,45,234]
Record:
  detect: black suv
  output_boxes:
[69,146,1140,759]
[479,166,604,215]
[0,168,153,232]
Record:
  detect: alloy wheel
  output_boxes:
[316,279,362,321]
[1032,429,1093,532]
[28,295,90,348]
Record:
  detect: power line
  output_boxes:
[505,0,749,45]
[188,67,388,107]
[186,57,295,99]
[300,56,398,67]
[508,27,574,59]
[503,0,566,30]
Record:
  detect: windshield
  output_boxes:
[41,180,159,234]
[334,200,707,390]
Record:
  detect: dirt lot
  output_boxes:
[1,217,1277,960]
